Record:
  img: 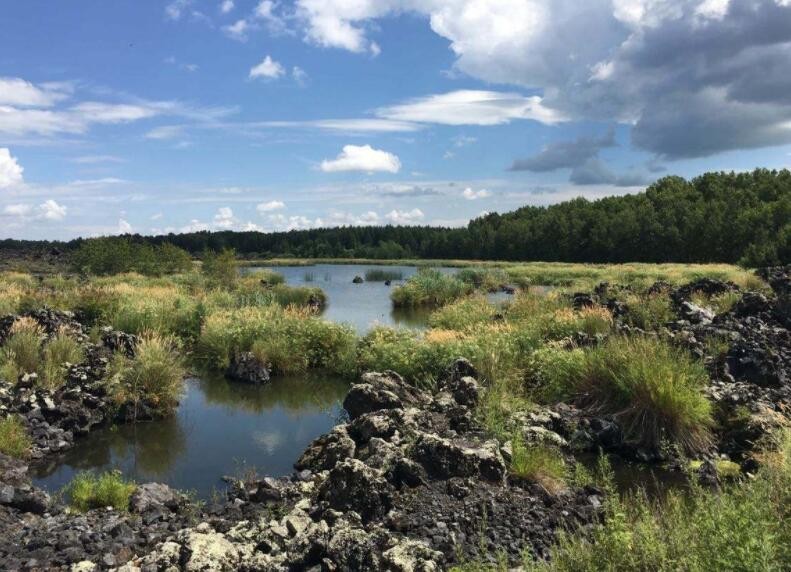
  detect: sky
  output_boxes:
[2,0,791,240]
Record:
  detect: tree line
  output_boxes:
[2,170,788,267]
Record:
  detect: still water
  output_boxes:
[32,373,348,498]
[246,264,458,333]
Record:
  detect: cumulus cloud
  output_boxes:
[117,218,133,234]
[249,55,285,79]
[165,0,193,21]
[0,77,69,107]
[320,144,401,173]
[0,148,24,188]
[462,187,491,200]
[385,208,424,225]
[223,19,251,41]
[377,90,564,126]
[219,0,234,14]
[280,0,791,159]
[256,200,286,213]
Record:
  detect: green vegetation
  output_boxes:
[202,248,238,286]
[364,268,404,282]
[566,337,713,453]
[0,319,84,389]
[623,292,675,329]
[64,471,137,512]
[110,335,185,415]
[525,433,791,572]
[71,237,192,276]
[509,437,566,493]
[391,269,473,307]
[0,416,32,459]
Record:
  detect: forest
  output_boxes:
[2,169,789,266]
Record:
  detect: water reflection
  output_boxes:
[32,373,348,498]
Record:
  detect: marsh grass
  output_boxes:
[509,437,567,493]
[391,269,473,307]
[573,336,713,453]
[0,416,31,459]
[111,334,185,415]
[455,268,510,291]
[690,290,742,315]
[65,471,136,512]
[428,296,498,330]
[364,268,404,282]
[526,433,791,571]
[41,328,84,389]
[623,292,675,330]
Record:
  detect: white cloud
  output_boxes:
[292,66,308,86]
[150,212,163,220]
[214,206,236,229]
[377,90,565,126]
[165,0,193,20]
[220,0,234,14]
[70,102,159,124]
[249,56,285,80]
[0,77,69,107]
[71,155,125,164]
[257,200,286,213]
[385,208,424,225]
[241,221,264,231]
[118,218,133,234]
[39,199,67,221]
[145,125,184,140]
[462,187,491,200]
[223,19,250,41]
[3,204,32,216]
[320,144,401,173]
[0,148,24,188]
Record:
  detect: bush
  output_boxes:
[364,269,404,282]
[572,336,713,453]
[71,238,192,276]
[65,471,136,512]
[391,269,473,307]
[623,293,675,330]
[0,416,31,459]
[111,334,185,415]
[202,248,238,287]
[456,267,510,291]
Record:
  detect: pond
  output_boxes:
[245,263,459,334]
[31,373,348,499]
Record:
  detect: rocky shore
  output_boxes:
[0,267,789,570]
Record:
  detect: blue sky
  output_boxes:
[2,0,791,239]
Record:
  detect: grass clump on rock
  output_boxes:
[110,334,185,415]
[0,416,32,459]
[573,336,713,453]
[509,436,566,493]
[65,471,136,512]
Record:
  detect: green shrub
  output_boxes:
[364,269,404,282]
[391,269,473,307]
[573,336,713,453]
[112,334,185,415]
[527,345,586,402]
[270,285,326,309]
[65,471,136,512]
[202,248,238,287]
[71,238,192,276]
[456,267,510,291]
[0,416,31,459]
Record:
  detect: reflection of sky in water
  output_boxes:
[31,374,348,499]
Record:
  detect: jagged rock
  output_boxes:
[317,459,393,522]
[325,526,381,570]
[571,292,595,309]
[226,352,270,384]
[100,327,138,358]
[732,292,772,318]
[352,276,364,284]
[0,453,50,514]
[343,383,402,420]
[679,301,716,324]
[449,376,480,407]
[347,410,400,444]
[294,425,356,471]
[412,433,506,482]
[382,539,442,571]
[130,483,178,514]
[441,358,478,384]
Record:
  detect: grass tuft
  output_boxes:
[65,471,136,512]
[0,416,31,459]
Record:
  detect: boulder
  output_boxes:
[382,539,443,571]
[130,483,178,514]
[294,425,356,471]
[343,383,402,419]
[226,352,270,384]
[352,276,364,284]
[412,433,505,482]
[317,459,393,522]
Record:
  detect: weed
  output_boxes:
[0,416,31,459]
[65,471,136,512]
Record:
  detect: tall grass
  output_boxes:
[111,334,185,415]
[509,436,567,493]
[572,336,713,453]
[364,268,404,282]
[623,292,675,330]
[428,296,498,330]
[41,328,84,389]
[456,267,510,291]
[0,416,31,459]
[391,269,473,307]
[526,432,791,571]
[64,471,137,512]
[0,317,43,381]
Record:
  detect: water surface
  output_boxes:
[32,373,348,498]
